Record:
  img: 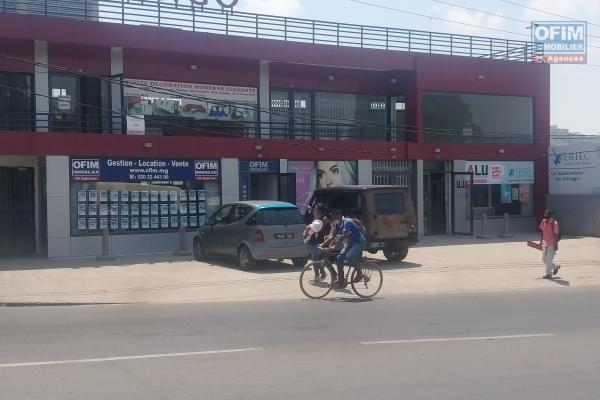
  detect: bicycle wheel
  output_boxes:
[350,260,383,299]
[299,262,333,299]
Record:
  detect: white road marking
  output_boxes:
[362,333,555,345]
[0,348,263,368]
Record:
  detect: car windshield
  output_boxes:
[256,207,304,225]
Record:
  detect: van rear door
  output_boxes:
[365,190,408,240]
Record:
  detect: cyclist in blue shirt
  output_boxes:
[330,210,366,288]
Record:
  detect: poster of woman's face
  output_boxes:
[317,161,358,188]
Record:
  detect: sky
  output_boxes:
[235,0,600,135]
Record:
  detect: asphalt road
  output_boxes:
[1,287,600,399]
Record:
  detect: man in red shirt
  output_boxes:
[539,210,561,279]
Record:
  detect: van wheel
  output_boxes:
[383,247,408,262]
[238,245,257,270]
[291,257,308,268]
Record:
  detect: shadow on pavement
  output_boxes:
[0,254,195,272]
[551,277,570,286]
[375,260,422,271]
[414,234,586,248]
[205,257,301,274]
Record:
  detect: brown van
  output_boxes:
[307,185,418,261]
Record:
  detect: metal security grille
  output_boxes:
[0,167,36,256]
[372,161,411,187]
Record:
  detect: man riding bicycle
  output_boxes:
[329,210,366,288]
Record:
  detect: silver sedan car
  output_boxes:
[193,201,309,269]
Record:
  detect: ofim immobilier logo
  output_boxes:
[532,21,587,64]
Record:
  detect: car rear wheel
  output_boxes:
[193,238,206,261]
[383,247,409,262]
[238,245,257,270]
[291,257,308,268]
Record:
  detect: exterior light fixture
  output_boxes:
[327,75,335,81]
[434,148,441,153]
[390,147,397,152]
[318,147,326,152]
[477,75,484,80]
[390,78,398,84]
[143,142,153,148]
[254,144,263,151]
[190,64,198,70]
[498,148,505,154]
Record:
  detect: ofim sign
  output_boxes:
[532,21,587,64]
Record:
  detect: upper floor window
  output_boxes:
[424,92,533,144]
[0,72,34,131]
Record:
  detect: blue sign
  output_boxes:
[70,158,219,182]
[532,21,587,64]
[239,160,279,173]
[500,184,512,204]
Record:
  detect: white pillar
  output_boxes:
[221,158,240,203]
[416,159,425,238]
[111,47,124,134]
[46,156,71,257]
[280,159,288,174]
[34,40,49,133]
[259,60,270,139]
[358,160,372,185]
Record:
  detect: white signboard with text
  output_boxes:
[465,161,534,185]
[549,143,600,195]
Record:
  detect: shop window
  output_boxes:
[470,183,534,218]
[424,92,533,144]
[0,72,34,131]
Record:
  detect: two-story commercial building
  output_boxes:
[0,0,549,257]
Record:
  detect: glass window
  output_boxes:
[424,92,533,144]
[469,183,534,218]
[0,73,34,131]
[256,208,304,225]
[375,193,405,215]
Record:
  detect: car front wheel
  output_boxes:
[193,238,206,261]
[238,245,257,270]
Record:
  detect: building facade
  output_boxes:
[0,1,550,257]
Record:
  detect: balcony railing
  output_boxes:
[0,111,409,141]
[1,0,542,62]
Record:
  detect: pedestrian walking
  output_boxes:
[539,210,561,279]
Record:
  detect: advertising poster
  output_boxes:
[189,190,197,201]
[88,218,97,230]
[501,184,512,204]
[109,204,119,216]
[180,216,188,227]
[151,217,159,229]
[151,204,159,215]
[150,191,159,202]
[288,161,316,214]
[99,218,108,230]
[88,190,98,202]
[141,204,150,216]
[77,218,87,230]
[519,184,530,202]
[131,218,140,229]
[88,204,97,216]
[170,216,179,228]
[316,161,358,189]
[131,204,140,216]
[161,204,169,215]
[131,191,140,202]
[77,190,87,202]
[110,218,119,230]
[189,216,198,227]
[120,191,129,202]
[141,217,150,229]
[110,191,119,202]
[169,190,178,201]
[512,187,520,201]
[161,217,170,228]
[180,203,188,214]
[120,218,130,230]
[141,191,150,202]
[78,204,87,216]
[189,202,197,215]
[99,190,108,202]
[549,143,600,195]
[179,191,187,201]
[170,203,179,215]
[99,204,109,216]
[121,204,129,216]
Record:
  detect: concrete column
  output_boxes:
[34,40,49,133]
[416,159,425,238]
[358,160,372,185]
[46,156,71,258]
[279,159,288,174]
[259,60,270,139]
[221,158,240,203]
[111,47,124,134]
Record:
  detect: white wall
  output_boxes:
[358,160,372,185]
[221,158,239,203]
[34,40,49,133]
[46,156,71,257]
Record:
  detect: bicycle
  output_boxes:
[299,249,383,299]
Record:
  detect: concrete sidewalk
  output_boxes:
[1,234,599,304]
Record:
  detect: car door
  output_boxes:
[222,205,254,257]
[201,204,234,256]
